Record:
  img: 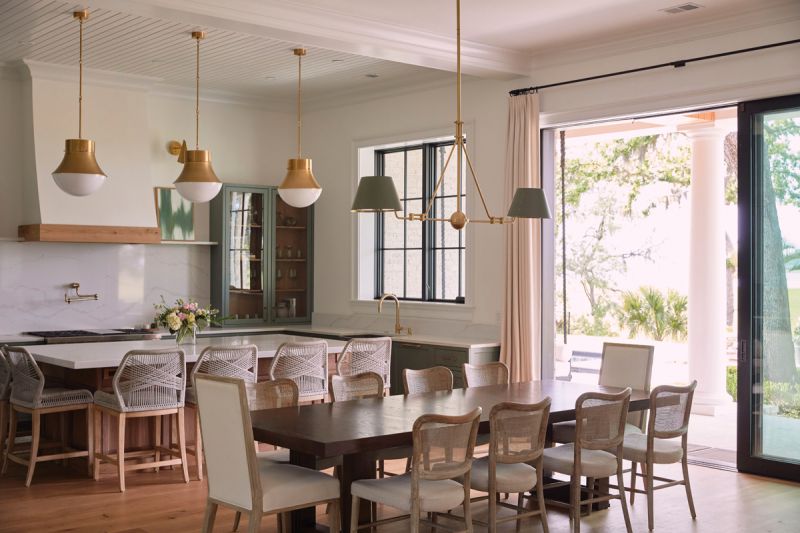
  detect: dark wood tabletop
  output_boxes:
[251,379,650,458]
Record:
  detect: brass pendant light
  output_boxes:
[174,31,222,203]
[278,48,322,208]
[52,10,107,197]
[352,0,550,228]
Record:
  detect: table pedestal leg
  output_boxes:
[290,450,324,532]
[341,452,377,531]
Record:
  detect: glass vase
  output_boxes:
[176,325,197,346]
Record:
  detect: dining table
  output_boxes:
[250,379,650,532]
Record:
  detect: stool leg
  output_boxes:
[86,406,94,478]
[2,407,17,475]
[177,408,190,483]
[153,415,162,472]
[194,406,204,481]
[117,412,126,492]
[60,412,69,466]
[25,410,41,487]
[93,408,102,481]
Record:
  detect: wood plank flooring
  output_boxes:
[0,457,798,532]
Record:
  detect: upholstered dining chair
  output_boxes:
[469,399,551,533]
[93,348,188,492]
[0,349,10,463]
[553,342,653,443]
[2,346,94,487]
[337,337,392,394]
[462,361,509,388]
[543,388,633,533]
[186,344,258,480]
[624,381,698,531]
[349,407,482,533]
[402,366,454,395]
[269,340,328,403]
[194,374,341,533]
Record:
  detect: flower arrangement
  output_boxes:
[154,297,222,344]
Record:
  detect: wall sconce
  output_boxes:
[167,140,187,162]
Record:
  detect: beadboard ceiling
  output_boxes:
[0,0,453,105]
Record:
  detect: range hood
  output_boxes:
[16,61,162,244]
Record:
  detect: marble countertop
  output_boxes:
[201,324,500,350]
[0,334,44,344]
[29,333,346,370]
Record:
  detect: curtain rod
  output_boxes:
[509,38,800,96]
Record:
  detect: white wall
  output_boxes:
[0,70,26,238]
[304,77,521,328]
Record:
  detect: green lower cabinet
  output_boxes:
[389,342,500,395]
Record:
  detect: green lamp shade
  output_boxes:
[351,175,402,212]
[507,187,551,219]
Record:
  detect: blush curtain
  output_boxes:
[500,92,543,383]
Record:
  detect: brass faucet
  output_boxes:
[378,293,411,336]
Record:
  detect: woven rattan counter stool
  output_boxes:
[185,344,258,481]
[1,346,94,487]
[93,348,189,492]
[269,340,328,403]
[337,337,392,395]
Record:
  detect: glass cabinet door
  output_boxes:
[227,190,266,321]
[273,194,312,322]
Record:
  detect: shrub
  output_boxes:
[618,287,687,341]
[725,366,800,419]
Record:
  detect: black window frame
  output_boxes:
[375,139,466,303]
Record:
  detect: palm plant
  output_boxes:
[618,286,688,341]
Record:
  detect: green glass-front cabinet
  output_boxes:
[210,184,314,325]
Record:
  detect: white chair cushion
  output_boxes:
[351,473,465,513]
[259,463,339,513]
[257,449,290,464]
[469,456,537,493]
[185,386,197,405]
[622,433,683,464]
[552,421,642,443]
[543,444,618,478]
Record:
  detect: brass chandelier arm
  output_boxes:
[462,145,494,220]
[421,142,457,218]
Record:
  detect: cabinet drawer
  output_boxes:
[433,348,467,367]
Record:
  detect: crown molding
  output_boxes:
[87,0,529,79]
[22,59,162,92]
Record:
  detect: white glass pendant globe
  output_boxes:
[173,149,222,203]
[278,158,321,208]
[277,187,322,208]
[53,172,107,197]
[175,181,222,203]
[52,139,107,197]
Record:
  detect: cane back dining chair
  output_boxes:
[337,337,392,394]
[349,407,482,533]
[543,388,633,533]
[269,340,328,403]
[186,344,258,480]
[623,381,698,531]
[1,346,94,487]
[553,342,653,443]
[402,366,454,395]
[469,399,551,533]
[0,349,10,463]
[93,348,188,492]
[462,361,509,388]
[194,374,341,533]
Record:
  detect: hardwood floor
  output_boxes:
[0,457,798,532]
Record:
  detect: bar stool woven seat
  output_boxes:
[2,347,94,487]
[269,340,328,403]
[337,337,392,392]
[185,345,258,480]
[93,348,189,492]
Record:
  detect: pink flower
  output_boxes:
[178,313,186,320]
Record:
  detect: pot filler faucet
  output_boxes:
[378,293,411,336]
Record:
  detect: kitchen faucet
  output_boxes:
[378,293,411,336]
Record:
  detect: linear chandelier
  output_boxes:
[351,0,550,229]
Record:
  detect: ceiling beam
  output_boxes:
[87,0,530,79]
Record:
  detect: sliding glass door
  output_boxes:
[738,94,800,481]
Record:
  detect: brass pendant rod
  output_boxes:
[195,34,200,149]
[421,142,456,218]
[455,0,463,213]
[296,50,302,158]
[78,15,83,139]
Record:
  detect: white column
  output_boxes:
[687,125,731,415]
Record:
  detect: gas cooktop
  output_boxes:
[25,329,161,344]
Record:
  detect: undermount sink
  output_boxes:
[342,332,396,339]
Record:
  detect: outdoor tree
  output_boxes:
[618,287,688,341]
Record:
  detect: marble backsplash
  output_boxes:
[312,312,500,342]
[0,242,210,333]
